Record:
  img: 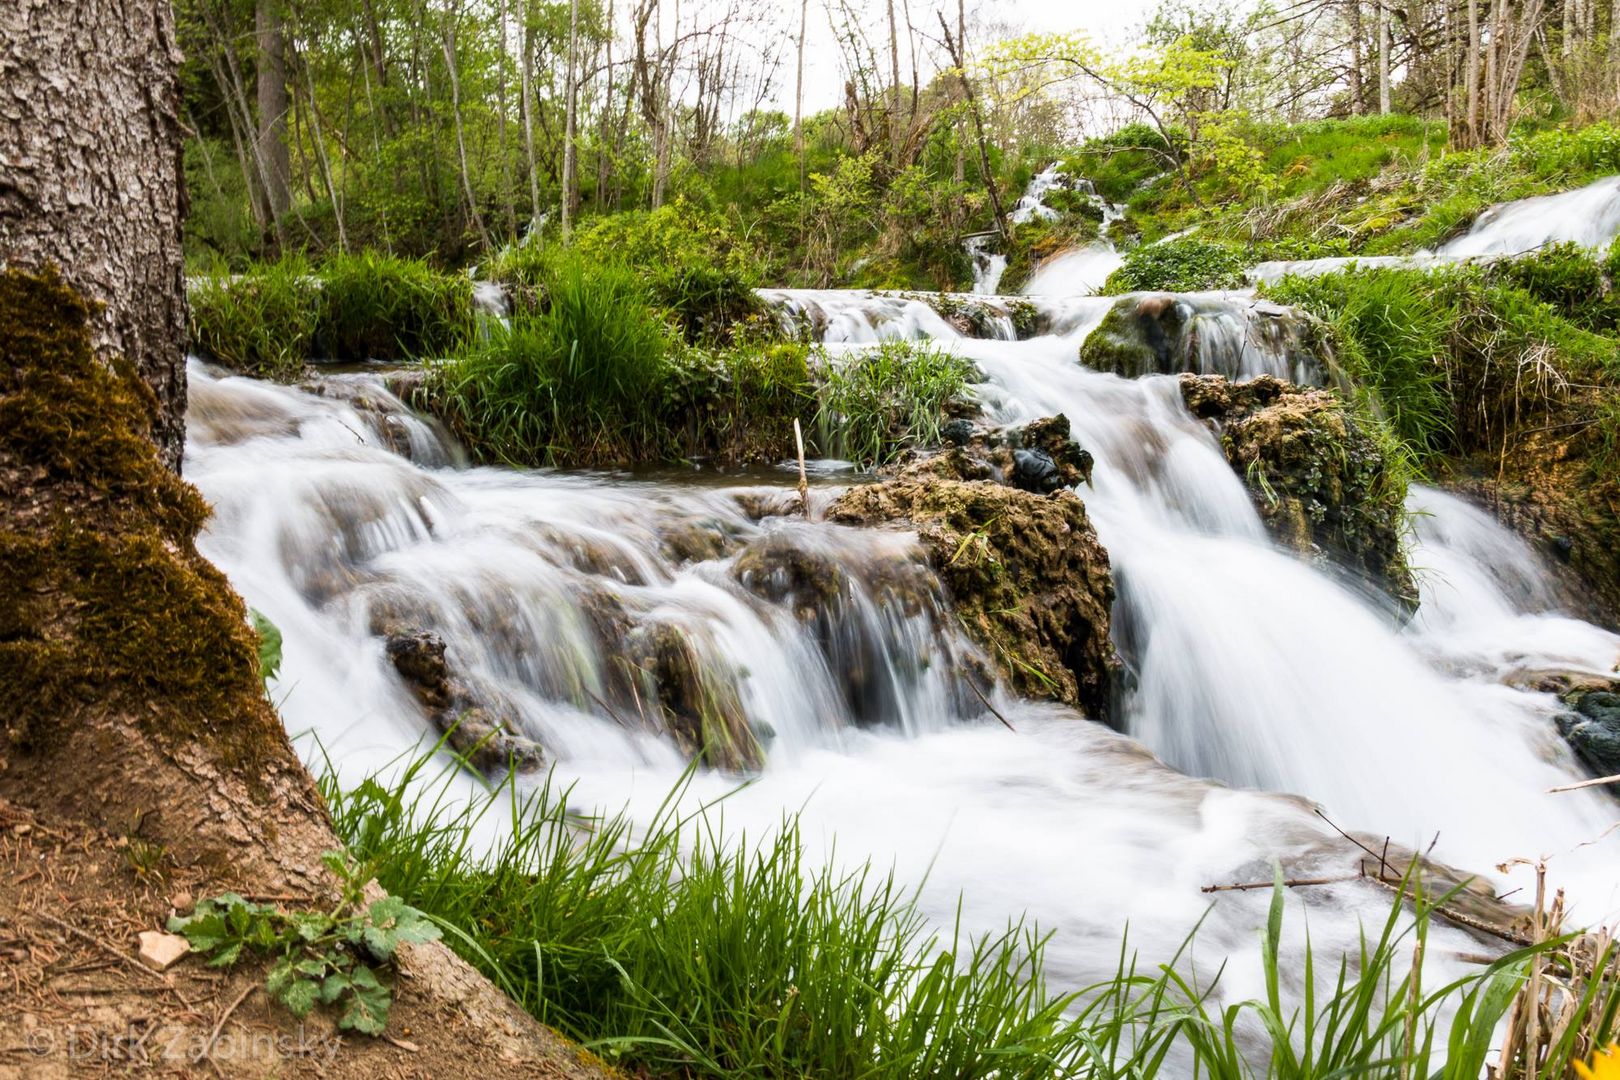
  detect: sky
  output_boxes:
[788,0,1166,112]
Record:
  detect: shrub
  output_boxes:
[812,341,977,468]
[313,251,473,360]
[1490,242,1614,330]
[187,257,320,380]
[571,200,763,343]
[1102,239,1249,294]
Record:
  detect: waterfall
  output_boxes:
[184,182,1620,1019]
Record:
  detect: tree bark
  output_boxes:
[0,0,187,470]
[794,0,809,191]
[562,0,580,237]
[256,0,294,222]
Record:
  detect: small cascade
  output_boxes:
[1021,245,1126,297]
[1439,174,1620,256]
[960,164,1128,298]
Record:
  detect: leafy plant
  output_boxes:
[169,851,441,1035]
[249,608,283,687]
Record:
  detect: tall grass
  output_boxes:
[431,252,677,465]
[314,250,473,360]
[320,748,1619,1079]
[187,256,321,380]
[812,341,977,468]
[187,253,474,376]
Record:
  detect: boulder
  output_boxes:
[1556,686,1620,778]
[623,621,760,771]
[1181,373,1417,612]
[828,435,1115,719]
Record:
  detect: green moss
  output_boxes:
[0,267,282,768]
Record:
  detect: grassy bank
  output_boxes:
[1068,116,1620,263]
[320,750,1619,1079]
[1262,245,1620,467]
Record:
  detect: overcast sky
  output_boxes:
[787,0,1166,112]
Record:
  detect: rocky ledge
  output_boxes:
[827,415,1116,720]
[1181,374,1417,612]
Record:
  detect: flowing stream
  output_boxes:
[183,175,1620,1043]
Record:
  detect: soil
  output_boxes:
[0,796,613,1078]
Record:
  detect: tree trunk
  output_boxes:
[887,0,902,166]
[1378,0,1393,111]
[256,0,294,222]
[1,0,187,470]
[521,7,542,227]
[1347,0,1368,113]
[794,0,809,191]
[562,0,580,238]
[0,6,613,1072]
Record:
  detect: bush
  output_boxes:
[570,200,763,343]
[188,254,475,376]
[1102,239,1249,294]
[812,341,977,468]
[1490,242,1612,329]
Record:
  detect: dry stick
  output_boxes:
[1548,772,1620,794]
[31,910,169,983]
[1525,863,1547,1080]
[1201,874,1361,893]
[203,983,257,1065]
[588,690,633,729]
[966,678,1017,733]
[1404,938,1425,1080]
[794,419,810,518]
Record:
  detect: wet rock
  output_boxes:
[623,622,760,770]
[659,517,745,565]
[1549,680,1620,778]
[828,474,1116,720]
[730,528,968,726]
[384,628,544,773]
[1181,374,1417,612]
[1079,293,1326,382]
[893,413,1094,493]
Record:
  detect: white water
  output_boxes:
[1251,173,1620,282]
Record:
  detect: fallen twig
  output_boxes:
[966,678,1016,733]
[202,983,256,1064]
[1547,772,1620,794]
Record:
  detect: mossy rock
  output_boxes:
[828,472,1116,720]
[1181,373,1417,612]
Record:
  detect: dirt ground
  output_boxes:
[0,795,614,1079]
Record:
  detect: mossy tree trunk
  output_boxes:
[0,0,188,471]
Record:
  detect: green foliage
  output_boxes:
[169,851,440,1036]
[187,254,474,376]
[1265,263,1619,462]
[812,341,977,468]
[187,258,320,380]
[570,201,764,343]
[314,250,474,360]
[1066,123,1185,204]
[249,608,283,687]
[433,252,676,465]
[319,751,1619,1080]
[1103,239,1248,293]
[1485,241,1619,331]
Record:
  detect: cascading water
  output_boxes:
[185,176,1620,1042]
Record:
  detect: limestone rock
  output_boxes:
[137,930,189,971]
[1181,373,1417,612]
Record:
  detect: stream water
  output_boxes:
[182,173,1620,1044]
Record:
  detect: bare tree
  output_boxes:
[562,0,581,236]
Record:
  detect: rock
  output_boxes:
[940,418,979,447]
[893,413,1093,492]
[1557,689,1620,777]
[137,930,189,971]
[1011,449,1062,493]
[1180,373,1417,612]
[384,628,544,773]
[623,621,760,770]
[828,473,1116,720]
[729,528,973,727]
[1079,293,1325,382]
